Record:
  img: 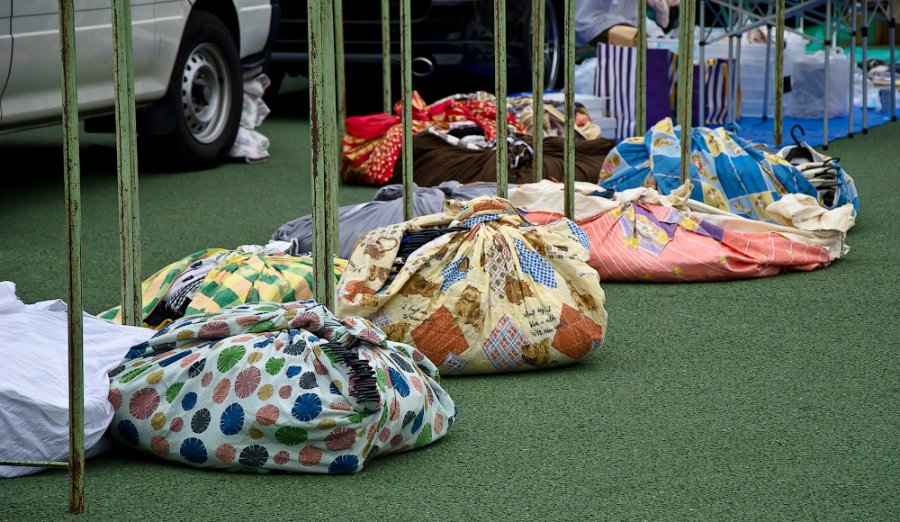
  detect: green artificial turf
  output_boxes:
[1,99,898,520]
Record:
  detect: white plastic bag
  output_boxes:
[853,68,882,110]
[575,57,597,95]
[786,49,851,119]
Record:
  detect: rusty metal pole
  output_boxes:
[862,0,869,133]
[0,4,90,506]
[60,0,85,513]
[400,0,414,220]
[676,0,696,185]
[495,0,509,197]
[564,0,575,219]
[848,0,857,136]
[774,0,785,146]
[308,0,339,309]
[823,0,831,150]
[111,0,141,328]
[381,0,392,113]
[335,0,346,169]
[531,0,545,182]
[636,0,648,134]
[699,0,706,126]
[332,0,344,258]
[890,0,896,121]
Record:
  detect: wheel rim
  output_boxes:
[530,1,561,89]
[181,43,232,144]
[543,0,561,89]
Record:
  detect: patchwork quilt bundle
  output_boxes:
[336,197,608,375]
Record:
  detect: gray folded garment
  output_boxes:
[271,181,504,258]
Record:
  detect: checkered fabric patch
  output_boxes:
[484,239,516,297]
[368,310,392,330]
[566,221,591,251]
[513,239,557,288]
[441,256,473,291]
[441,352,467,372]
[461,213,501,229]
[482,315,526,371]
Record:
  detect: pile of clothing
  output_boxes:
[507,94,601,139]
[392,128,616,186]
[342,91,522,186]
[272,181,500,259]
[341,90,615,188]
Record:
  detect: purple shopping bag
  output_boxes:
[595,43,674,139]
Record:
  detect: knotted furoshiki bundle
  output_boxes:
[336,197,608,375]
[599,119,858,221]
[108,301,456,474]
[514,180,852,282]
[100,245,346,329]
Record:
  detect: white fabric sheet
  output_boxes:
[0,282,154,478]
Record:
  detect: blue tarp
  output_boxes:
[735,107,894,149]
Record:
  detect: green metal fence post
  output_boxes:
[495,0,509,198]
[563,0,575,219]
[381,0,392,113]
[60,0,85,513]
[308,0,339,309]
[333,0,345,258]
[0,5,89,507]
[848,0,857,136]
[531,0,544,182]
[111,0,141,328]
[774,0,785,146]
[335,0,346,166]
[400,0,414,220]
[676,0,695,184]
[636,0,648,134]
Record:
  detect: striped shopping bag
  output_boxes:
[670,56,740,126]
[595,43,674,140]
[692,58,740,126]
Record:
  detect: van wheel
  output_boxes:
[157,11,242,170]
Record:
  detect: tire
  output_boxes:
[157,11,242,170]
[524,0,562,90]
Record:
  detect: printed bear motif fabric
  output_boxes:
[599,118,858,221]
[108,301,456,474]
[336,197,608,375]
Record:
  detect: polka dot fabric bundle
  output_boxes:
[108,301,456,474]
